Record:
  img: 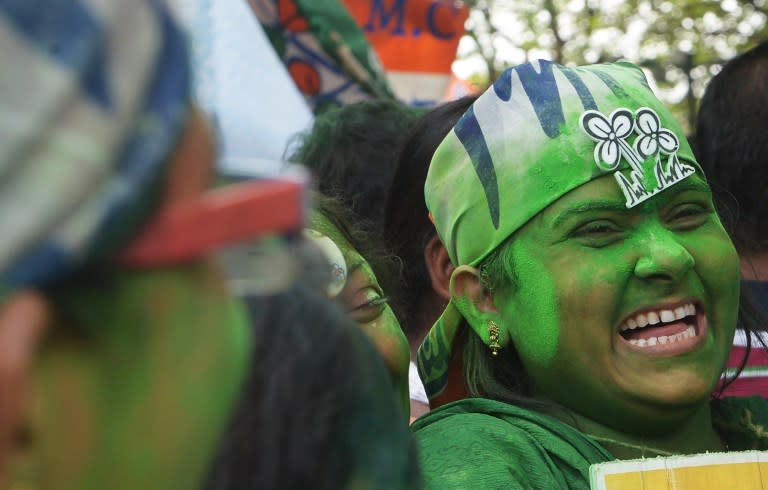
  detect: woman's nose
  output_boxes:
[633,231,695,282]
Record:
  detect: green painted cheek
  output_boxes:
[20,264,250,490]
[698,224,741,345]
[359,305,410,418]
[505,243,561,367]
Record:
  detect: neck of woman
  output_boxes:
[560,402,727,459]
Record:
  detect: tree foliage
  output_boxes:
[459,0,768,131]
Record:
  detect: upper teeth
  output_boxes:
[620,303,696,331]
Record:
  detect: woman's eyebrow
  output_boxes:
[666,177,711,194]
[548,178,710,228]
[550,200,627,228]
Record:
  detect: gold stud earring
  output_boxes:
[488,319,501,356]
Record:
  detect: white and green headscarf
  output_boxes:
[418,60,701,402]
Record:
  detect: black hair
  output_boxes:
[696,41,768,254]
[288,99,426,232]
[205,283,419,490]
[382,96,478,341]
[697,41,768,387]
[705,185,768,392]
[313,193,401,311]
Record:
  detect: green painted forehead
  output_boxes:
[425,60,700,267]
[307,210,375,296]
[308,210,360,264]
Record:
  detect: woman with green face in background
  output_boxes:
[413,60,768,489]
[307,199,411,418]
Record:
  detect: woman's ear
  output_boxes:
[449,266,512,353]
[424,235,453,301]
[450,265,497,315]
[449,265,503,348]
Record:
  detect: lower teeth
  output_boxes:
[628,326,696,347]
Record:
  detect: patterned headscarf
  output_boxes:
[0,0,191,297]
[418,60,701,403]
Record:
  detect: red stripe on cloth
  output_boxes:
[721,345,768,398]
[719,376,768,398]
[726,346,768,369]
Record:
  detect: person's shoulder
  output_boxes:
[414,401,531,448]
[412,397,537,440]
[412,398,590,490]
[413,401,537,489]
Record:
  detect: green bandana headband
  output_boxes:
[418,60,701,403]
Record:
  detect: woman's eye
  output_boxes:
[668,204,711,228]
[570,220,623,246]
[573,220,620,236]
[346,289,388,323]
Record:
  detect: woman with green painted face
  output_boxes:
[413,60,768,489]
[306,198,411,418]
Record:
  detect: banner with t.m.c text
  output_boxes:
[342,0,468,106]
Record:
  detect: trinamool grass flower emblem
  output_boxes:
[580,108,637,171]
[633,107,679,159]
[578,105,694,209]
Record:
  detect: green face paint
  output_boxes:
[493,173,739,433]
[309,213,411,418]
[417,61,710,403]
[499,243,561,365]
[8,262,251,489]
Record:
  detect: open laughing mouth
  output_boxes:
[618,301,706,354]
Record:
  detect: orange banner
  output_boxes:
[341,0,467,74]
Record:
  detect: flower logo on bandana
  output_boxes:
[633,107,679,160]
[579,106,696,208]
[580,108,635,171]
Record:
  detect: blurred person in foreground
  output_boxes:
[0,2,419,488]
[0,2,274,487]
[696,41,768,397]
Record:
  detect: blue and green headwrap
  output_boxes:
[417,60,702,404]
[0,0,191,298]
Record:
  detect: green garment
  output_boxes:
[412,397,768,489]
